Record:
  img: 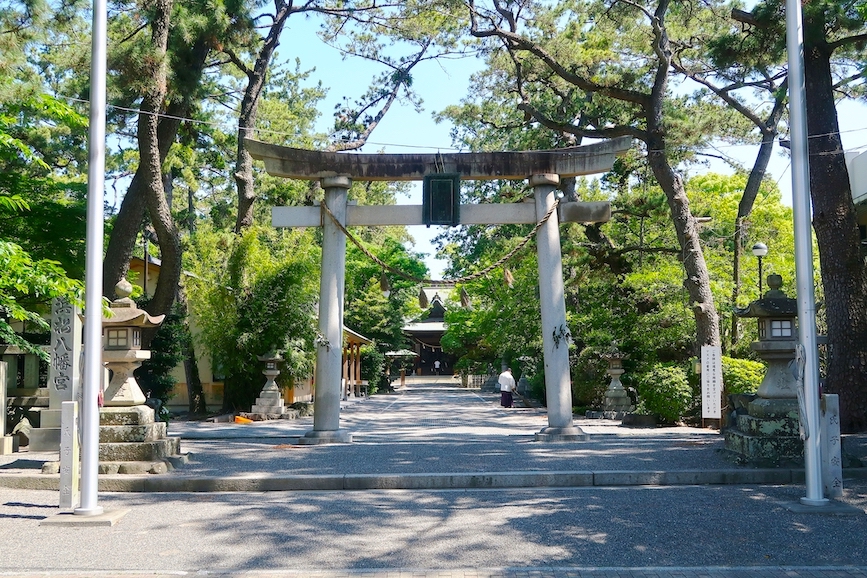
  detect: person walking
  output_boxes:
[433,360,441,375]
[499,367,516,408]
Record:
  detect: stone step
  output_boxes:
[724,430,804,464]
[7,395,49,408]
[98,437,180,462]
[99,453,190,475]
[99,406,155,426]
[99,422,167,444]
[42,453,189,475]
[735,413,800,437]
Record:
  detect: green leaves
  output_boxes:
[185,225,319,409]
[0,240,83,358]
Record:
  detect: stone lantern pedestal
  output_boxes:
[725,275,803,465]
[102,349,150,406]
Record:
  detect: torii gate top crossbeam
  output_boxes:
[245,137,632,181]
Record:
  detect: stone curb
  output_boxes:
[2,467,865,492]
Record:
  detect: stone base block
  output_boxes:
[747,397,799,420]
[27,428,60,452]
[98,437,181,462]
[99,422,167,444]
[0,436,13,455]
[100,457,183,475]
[251,400,285,414]
[724,397,803,465]
[724,429,804,464]
[603,391,633,413]
[736,413,800,437]
[296,429,352,445]
[99,406,155,426]
[535,425,587,442]
[43,454,189,476]
[621,413,658,427]
[241,410,300,421]
[40,409,62,428]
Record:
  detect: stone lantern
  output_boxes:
[102,280,164,407]
[250,350,286,417]
[726,274,802,464]
[601,345,632,415]
[735,274,798,400]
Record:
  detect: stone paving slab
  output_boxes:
[1,482,866,577]
[1,378,865,494]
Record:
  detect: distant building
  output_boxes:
[403,283,457,375]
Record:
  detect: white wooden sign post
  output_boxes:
[701,344,723,420]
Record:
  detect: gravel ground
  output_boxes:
[1,380,865,577]
[0,481,865,574]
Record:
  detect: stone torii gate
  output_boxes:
[247,136,631,444]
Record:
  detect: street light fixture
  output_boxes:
[752,242,768,296]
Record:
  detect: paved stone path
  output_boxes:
[1,377,865,578]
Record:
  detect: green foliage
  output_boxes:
[360,344,385,395]
[0,240,83,358]
[721,356,765,395]
[344,234,427,351]
[186,225,318,410]
[134,302,190,405]
[0,90,89,280]
[569,347,610,408]
[635,363,693,424]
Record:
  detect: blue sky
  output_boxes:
[279,18,481,278]
[278,14,867,280]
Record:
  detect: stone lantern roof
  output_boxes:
[103,279,165,328]
[733,274,797,319]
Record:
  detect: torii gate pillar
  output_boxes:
[298,176,353,445]
[532,174,585,441]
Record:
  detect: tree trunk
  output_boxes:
[233,4,294,233]
[177,287,206,415]
[645,2,720,351]
[648,141,720,349]
[103,174,147,298]
[803,33,867,432]
[730,117,782,349]
[137,0,180,325]
[102,39,211,298]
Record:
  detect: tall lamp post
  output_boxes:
[752,242,768,296]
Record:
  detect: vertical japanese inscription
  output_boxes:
[701,345,722,419]
[49,298,81,401]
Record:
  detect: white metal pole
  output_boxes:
[785,0,827,506]
[75,0,107,516]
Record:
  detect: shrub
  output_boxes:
[360,345,386,395]
[134,302,188,407]
[636,363,692,424]
[722,356,765,395]
[570,347,610,409]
